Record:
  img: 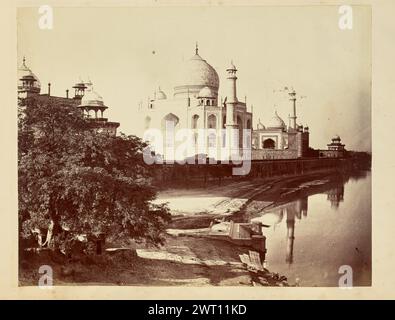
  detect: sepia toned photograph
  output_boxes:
[17,4,372,288]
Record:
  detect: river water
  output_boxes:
[252,171,371,287]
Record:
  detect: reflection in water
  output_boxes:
[325,186,344,209]
[250,170,371,286]
[263,197,310,265]
[285,212,295,265]
[284,185,344,264]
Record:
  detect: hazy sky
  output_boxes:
[17,5,371,151]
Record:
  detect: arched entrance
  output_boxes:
[263,138,275,149]
[162,113,179,129]
[207,114,217,129]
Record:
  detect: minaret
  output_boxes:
[285,208,295,265]
[225,61,239,157]
[288,89,297,130]
[226,60,238,108]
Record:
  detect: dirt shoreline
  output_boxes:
[20,170,351,287]
[166,171,341,230]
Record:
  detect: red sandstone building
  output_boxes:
[17,57,119,136]
[319,135,347,158]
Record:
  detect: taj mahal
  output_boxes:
[138,45,311,162]
[17,45,347,161]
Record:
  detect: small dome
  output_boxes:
[227,60,237,71]
[18,57,41,90]
[333,135,341,141]
[257,118,265,130]
[198,86,215,98]
[266,111,286,130]
[79,83,105,107]
[73,80,87,89]
[156,88,167,100]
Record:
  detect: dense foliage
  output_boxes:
[18,97,170,253]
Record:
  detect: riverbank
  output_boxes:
[161,171,349,230]
[20,236,287,286]
[20,170,360,286]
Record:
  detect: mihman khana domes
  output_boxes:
[139,45,323,161]
[18,57,119,136]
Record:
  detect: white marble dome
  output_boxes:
[266,111,286,130]
[174,49,219,98]
[198,86,215,98]
[178,53,219,88]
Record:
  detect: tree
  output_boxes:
[18,96,170,253]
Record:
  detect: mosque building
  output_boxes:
[17,57,119,136]
[251,88,310,160]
